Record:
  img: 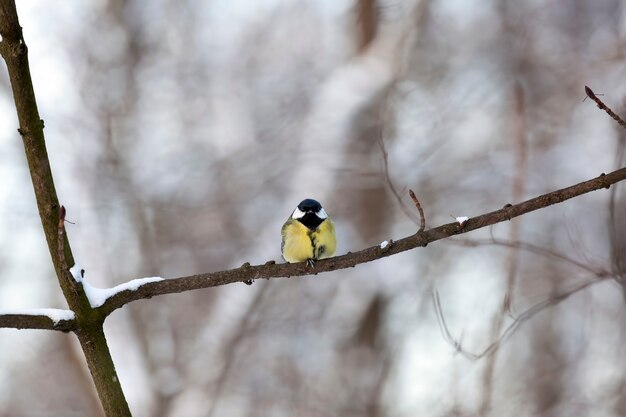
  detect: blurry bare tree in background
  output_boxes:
[1,0,626,416]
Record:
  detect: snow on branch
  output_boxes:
[0,308,76,331]
[0,269,163,331]
[69,265,163,308]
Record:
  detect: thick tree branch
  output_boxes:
[97,167,626,318]
[0,313,76,332]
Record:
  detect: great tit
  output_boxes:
[281,198,336,265]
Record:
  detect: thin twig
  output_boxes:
[585,86,626,130]
[450,237,606,277]
[378,133,421,225]
[408,189,426,231]
[207,283,271,417]
[433,276,608,359]
[433,291,463,354]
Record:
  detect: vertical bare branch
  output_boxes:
[0,2,130,416]
[0,1,79,306]
[356,0,378,51]
[479,83,528,416]
[609,128,626,299]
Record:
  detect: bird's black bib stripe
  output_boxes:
[298,212,324,230]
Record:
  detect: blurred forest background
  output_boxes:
[1,0,626,416]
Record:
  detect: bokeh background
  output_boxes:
[1,1,626,416]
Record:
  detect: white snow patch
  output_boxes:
[0,308,75,324]
[380,240,389,249]
[70,264,84,282]
[82,277,164,308]
[455,216,469,225]
[70,264,163,308]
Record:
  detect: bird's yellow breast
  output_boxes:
[311,218,336,260]
[281,218,336,263]
[281,220,314,263]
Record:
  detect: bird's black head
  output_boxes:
[292,198,328,230]
[297,199,322,213]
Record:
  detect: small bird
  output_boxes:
[281,198,336,265]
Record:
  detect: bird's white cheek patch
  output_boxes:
[317,208,328,219]
[292,208,306,219]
